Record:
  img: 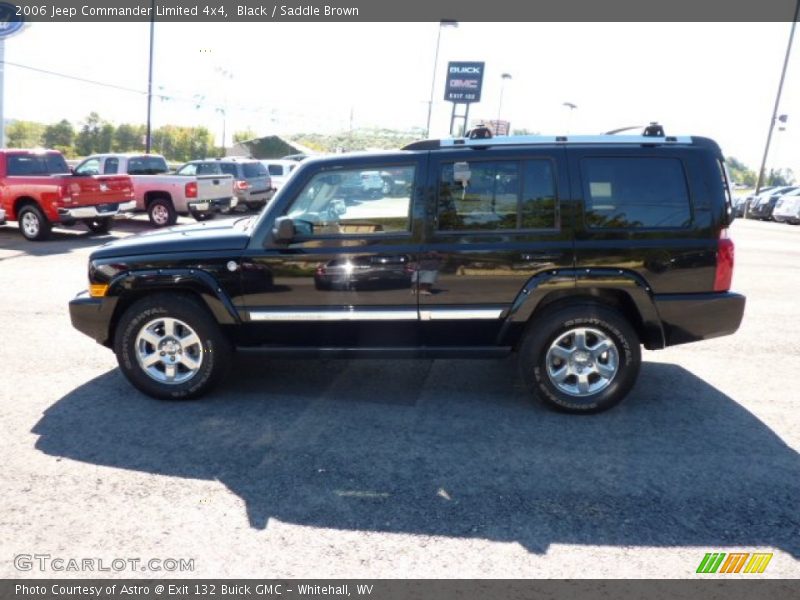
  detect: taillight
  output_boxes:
[714,228,734,292]
[235,180,250,191]
[185,181,198,198]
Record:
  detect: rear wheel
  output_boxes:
[18,204,52,241]
[84,217,113,235]
[245,201,264,211]
[114,294,232,400]
[147,197,176,227]
[519,303,641,414]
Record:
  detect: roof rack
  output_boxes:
[402,122,692,151]
[403,134,692,151]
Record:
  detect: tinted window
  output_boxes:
[582,157,691,229]
[243,162,268,178]
[438,159,557,230]
[8,153,70,176]
[286,165,415,235]
[267,164,283,176]
[127,156,168,175]
[218,163,239,177]
[104,157,119,174]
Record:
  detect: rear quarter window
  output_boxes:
[581,157,691,229]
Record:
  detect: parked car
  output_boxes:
[0,149,134,241]
[772,189,800,224]
[259,159,298,192]
[182,158,273,211]
[74,153,236,227]
[748,186,798,220]
[69,126,745,414]
[740,185,777,218]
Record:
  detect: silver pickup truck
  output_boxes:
[73,153,236,227]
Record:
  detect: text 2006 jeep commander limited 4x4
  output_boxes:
[69,125,745,413]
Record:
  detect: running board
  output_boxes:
[236,346,513,359]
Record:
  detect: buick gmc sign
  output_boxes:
[444,61,485,103]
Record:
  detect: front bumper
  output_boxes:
[654,292,746,347]
[69,291,117,346]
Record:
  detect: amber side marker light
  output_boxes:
[89,284,109,298]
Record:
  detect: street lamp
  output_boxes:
[425,20,458,138]
[215,67,234,155]
[496,73,512,135]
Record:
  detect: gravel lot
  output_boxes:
[0,215,798,579]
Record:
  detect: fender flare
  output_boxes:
[499,268,665,350]
[106,268,241,326]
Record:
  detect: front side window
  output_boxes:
[284,165,415,235]
[582,157,691,229]
[437,159,557,231]
[176,163,197,176]
[196,162,222,175]
[74,158,101,176]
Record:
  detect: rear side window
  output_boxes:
[438,159,557,231]
[127,156,169,175]
[243,162,268,178]
[582,157,691,229]
[267,164,283,176]
[7,153,70,175]
[104,158,119,174]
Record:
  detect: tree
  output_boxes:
[725,156,756,186]
[75,112,103,156]
[766,168,795,186]
[42,120,75,153]
[5,120,45,148]
[113,124,145,152]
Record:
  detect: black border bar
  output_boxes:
[7,0,800,22]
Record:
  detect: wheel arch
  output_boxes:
[12,196,40,220]
[500,268,665,350]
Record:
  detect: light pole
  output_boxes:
[496,72,512,134]
[756,2,798,194]
[215,67,234,155]
[563,102,578,134]
[0,6,26,149]
[145,0,155,153]
[425,20,458,138]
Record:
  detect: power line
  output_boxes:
[1,60,147,95]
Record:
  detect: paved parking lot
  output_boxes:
[0,215,798,578]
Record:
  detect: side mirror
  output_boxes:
[272,216,295,243]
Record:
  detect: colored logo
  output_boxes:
[0,2,24,39]
[696,552,773,574]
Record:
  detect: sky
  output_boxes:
[2,21,799,174]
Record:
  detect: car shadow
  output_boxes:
[32,358,800,556]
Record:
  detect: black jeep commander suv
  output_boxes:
[69,126,745,413]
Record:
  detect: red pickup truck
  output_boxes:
[0,149,135,241]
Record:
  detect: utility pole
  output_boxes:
[755,2,799,193]
[145,0,155,153]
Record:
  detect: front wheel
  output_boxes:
[83,217,113,235]
[518,303,641,414]
[114,294,232,400]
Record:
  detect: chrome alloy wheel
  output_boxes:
[21,212,40,237]
[134,317,204,384]
[545,327,619,397]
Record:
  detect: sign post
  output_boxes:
[0,2,26,149]
[444,61,484,137]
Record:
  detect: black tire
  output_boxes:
[83,217,113,235]
[245,201,264,211]
[518,303,641,414]
[147,197,177,227]
[17,204,52,241]
[113,293,232,400]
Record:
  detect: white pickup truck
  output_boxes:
[73,153,236,227]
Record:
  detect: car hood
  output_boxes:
[90,219,251,259]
